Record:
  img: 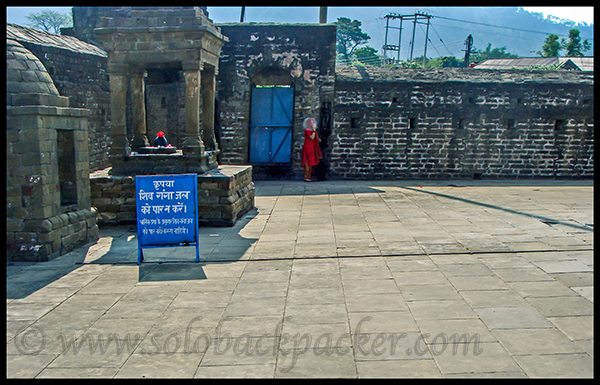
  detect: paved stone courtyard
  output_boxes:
[7,179,593,378]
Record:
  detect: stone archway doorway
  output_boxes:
[249,67,295,167]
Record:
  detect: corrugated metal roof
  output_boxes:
[474,57,558,69]
[474,57,593,72]
[559,57,594,72]
[6,23,106,57]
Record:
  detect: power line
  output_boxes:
[430,24,453,56]
[434,15,594,41]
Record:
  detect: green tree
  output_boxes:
[353,46,382,66]
[561,29,591,57]
[25,9,72,33]
[335,17,370,61]
[473,43,518,62]
[537,34,561,57]
[425,56,463,68]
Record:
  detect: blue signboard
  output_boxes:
[135,174,199,264]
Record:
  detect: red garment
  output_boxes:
[302,128,322,167]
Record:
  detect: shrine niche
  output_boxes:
[94,6,228,176]
[7,39,98,261]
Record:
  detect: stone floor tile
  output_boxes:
[340,266,393,280]
[348,311,419,335]
[431,341,521,375]
[275,347,357,378]
[356,358,442,378]
[400,284,462,302]
[460,290,528,308]
[200,337,279,367]
[491,267,554,282]
[512,353,594,378]
[352,332,431,361]
[447,275,510,291]
[169,290,232,308]
[437,263,494,277]
[475,307,553,329]
[7,354,60,378]
[415,318,497,343]
[508,280,579,298]
[223,296,286,317]
[283,302,348,323]
[6,302,58,321]
[115,352,202,378]
[391,271,449,286]
[407,300,478,320]
[343,278,400,295]
[286,286,344,305]
[344,293,409,313]
[551,272,594,288]
[384,256,437,272]
[532,259,593,274]
[570,286,593,302]
[36,367,120,378]
[492,328,584,355]
[281,321,350,343]
[215,315,284,338]
[194,364,276,378]
[525,296,594,317]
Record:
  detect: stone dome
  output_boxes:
[6,38,59,104]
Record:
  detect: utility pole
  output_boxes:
[463,34,476,68]
[382,12,432,67]
[408,14,418,62]
[319,7,327,24]
[422,17,430,68]
[240,6,245,23]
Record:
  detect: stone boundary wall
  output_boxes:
[90,165,255,227]
[330,67,594,179]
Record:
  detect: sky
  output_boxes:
[522,7,594,25]
[5,6,595,26]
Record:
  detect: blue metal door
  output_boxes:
[249,85,293,164]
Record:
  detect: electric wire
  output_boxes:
[433,15,593,41]
[430,23,454,55]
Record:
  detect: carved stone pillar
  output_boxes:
[108,62,130,160]
[130,68,149,150]
[182,62,205,156]
[201,65,218,152]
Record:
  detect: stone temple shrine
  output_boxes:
[94,6,227,176]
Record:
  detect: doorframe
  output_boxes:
[248,83,295,165]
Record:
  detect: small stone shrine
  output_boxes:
[94,6,227,175]
[90,7,254,227]
[7,39,99,261]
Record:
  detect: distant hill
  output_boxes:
[326,7,594,59]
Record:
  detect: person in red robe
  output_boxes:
[302,117,322,182]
